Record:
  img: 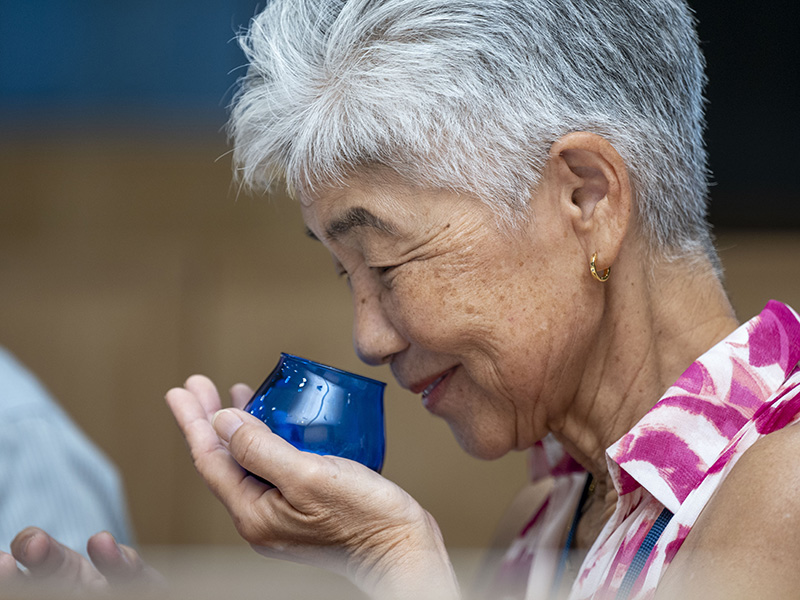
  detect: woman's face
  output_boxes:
[301,178,596,459]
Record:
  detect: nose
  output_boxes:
[351,283,407,366]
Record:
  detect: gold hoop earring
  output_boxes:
[590,253,610,282]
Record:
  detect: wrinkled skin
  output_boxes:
[164,375,459,600]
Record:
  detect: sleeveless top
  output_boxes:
[491,300,800,600]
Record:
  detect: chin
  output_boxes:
[449,423,515,461]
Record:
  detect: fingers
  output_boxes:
[164,374,223,448]
[11,527,65,576]
[183,374,223,419]
[166,375,300,495]
[87,531,165,590]
[10,527,105,587]
[166,375,288,536]
[86,531,140,583]
[3,530,163,596]
[165,376,253,437]
[166,387,219,450]
[213,408,323,500]
[0,549,22,579]
[230,383,255,410]
[166,382,267,511]
[204,408,330,543]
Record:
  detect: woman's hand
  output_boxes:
[165,375,460,600]
[0,527,162,597]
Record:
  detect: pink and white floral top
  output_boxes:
[493,300,800,600]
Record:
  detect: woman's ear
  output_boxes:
[549,132,632,271]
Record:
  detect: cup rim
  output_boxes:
[280,353,386,388]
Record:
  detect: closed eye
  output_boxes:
[337,270,352,290]
[331,258,350,282]
[372,265,402,290]
[372,264,402,278]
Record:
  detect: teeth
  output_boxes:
[422,374,446,397]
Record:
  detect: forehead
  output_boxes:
[299,173,516,247]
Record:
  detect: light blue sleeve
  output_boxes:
[0,347,133,556]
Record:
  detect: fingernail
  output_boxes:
[19,527,41,554]
[212,409,244,442]
[113,538,132,566]
[19,531,34,557]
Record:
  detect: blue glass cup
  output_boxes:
[244,353,386,472]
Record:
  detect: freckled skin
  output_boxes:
[301,176,601,460]
[301,134,738,531]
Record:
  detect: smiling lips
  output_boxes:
[422,373,447,399]
[410,367,456,408]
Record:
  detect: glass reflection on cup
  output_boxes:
[244,353,386,472]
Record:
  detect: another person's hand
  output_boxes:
[166,375,460,600]
[0,527,162,597]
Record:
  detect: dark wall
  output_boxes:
[690,1,800,227]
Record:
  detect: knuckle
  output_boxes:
[293,458,326,486]
[234,503,277,547]
[192,447,224,477]
[232,427,266,470]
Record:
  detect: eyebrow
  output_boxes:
[323,207,399,240]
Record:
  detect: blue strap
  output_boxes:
[550,474,594,599]
[614,508,674,600]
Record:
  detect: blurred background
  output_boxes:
[0,0,798,575]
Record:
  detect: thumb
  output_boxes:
[213,408,315,491]
[212,408,246,443]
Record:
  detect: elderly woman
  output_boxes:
[3,1,800,599]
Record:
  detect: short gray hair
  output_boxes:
[229,0,713,259]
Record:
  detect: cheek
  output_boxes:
[386,268,491,350]
[440,374,521,459]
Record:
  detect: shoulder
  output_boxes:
[0,347,59,414]
[700,422,800,540]
[657,424,800,599]
[706,424,800,542]
[703,365,800,536]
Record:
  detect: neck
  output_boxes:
[548,248,739,489]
